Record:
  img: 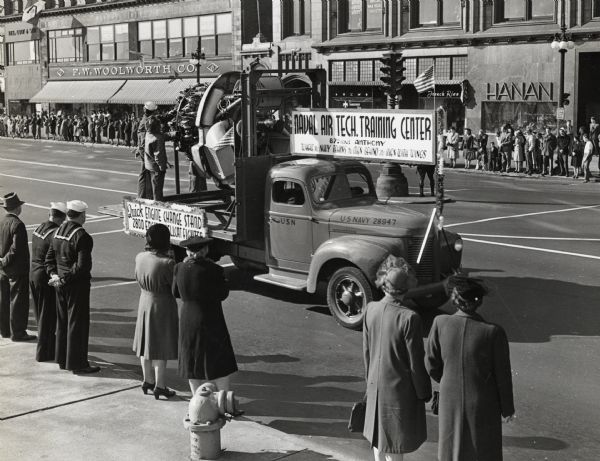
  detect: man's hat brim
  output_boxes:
[180,236,213,250]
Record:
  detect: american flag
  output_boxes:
[414,65,435,93]
[22,0,45,24]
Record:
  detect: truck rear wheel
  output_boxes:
[326,267,373,330]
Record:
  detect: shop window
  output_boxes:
[282,0,311,37]
[87,23,128,62]
[7,40,38,65]
[411,0,461,27]
[495,0,555,23]
[49,28,83,63]
[338,0,383,33]
[404,58,417,81]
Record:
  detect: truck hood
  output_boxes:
[328,203,429,237]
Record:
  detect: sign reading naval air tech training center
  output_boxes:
[123,196,207,243]
[291,109,436,165]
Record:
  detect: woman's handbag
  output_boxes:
[348,400,366,432]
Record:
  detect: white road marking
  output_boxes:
[0,173,135,195]
[460,233,600,241]
[0,156,138,177]
[24,202,101,219]
[90,229,124,236]
[91,281,137,290]
[25,216,120,230]
[463,237,600,260]
[106,157,141,163]
[446,204,600,228]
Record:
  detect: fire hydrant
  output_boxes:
[183,383,241,460]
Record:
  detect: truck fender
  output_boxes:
[306,235,404,293]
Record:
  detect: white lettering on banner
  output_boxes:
[122,197,208,243]
[291,109,436,165]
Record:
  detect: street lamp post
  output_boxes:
[189,37,205,84]
[551,0,575,109]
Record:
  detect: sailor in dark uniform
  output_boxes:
[45,200,100,374]
[30,202,67,362]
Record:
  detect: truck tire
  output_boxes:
[326,267,373,330]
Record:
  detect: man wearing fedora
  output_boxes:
[30,202,67,361]
[0,192,36,341]
[46,200,100,374]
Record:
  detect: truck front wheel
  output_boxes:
[326,267,373,330]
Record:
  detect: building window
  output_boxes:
[329,59,383,82]
[595,0,600,17]
[280,52,311,69]
[7,40,38,65]
[49,28,84,63]
[338,0,383,33]
[495,0,555,22]
[402,56,468,82]
[282,0,311,37]
[411,0,461,27]
[140,14,232,59]
[11,0,23,14]
[87,23,128,62]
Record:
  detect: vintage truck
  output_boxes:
[123,68,463,329]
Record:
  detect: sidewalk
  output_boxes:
[0,338,381,461]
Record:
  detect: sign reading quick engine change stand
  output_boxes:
[290,108,436,165]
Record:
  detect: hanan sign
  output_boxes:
[290,108,436,165]
[486,82,554,102]
[123,196,208,243]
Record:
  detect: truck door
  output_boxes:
[267,180,313,271]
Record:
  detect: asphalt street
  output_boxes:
[0,137,599,461]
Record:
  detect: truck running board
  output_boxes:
[253,272,308,291]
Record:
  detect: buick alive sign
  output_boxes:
[290,108,436,165]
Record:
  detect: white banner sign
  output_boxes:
[290,108,436,165]
[123,196,207,243]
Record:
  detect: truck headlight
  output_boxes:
[454,238,463,252]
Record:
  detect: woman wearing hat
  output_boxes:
[173,235,237,394]
[426,276,515,461]
[132,224,178,399]
[363,256,431,461]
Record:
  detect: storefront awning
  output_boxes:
[30,80,126,104]
[108,78,214,105]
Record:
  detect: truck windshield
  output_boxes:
[310,171,372,203]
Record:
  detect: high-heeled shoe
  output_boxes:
[153,386,176,400]
[141,381,155,395]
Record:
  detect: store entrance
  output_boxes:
[577,52,600,129]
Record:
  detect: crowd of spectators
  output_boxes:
[0,110,144,146]
[441,119,599,182]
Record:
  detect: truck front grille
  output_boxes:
[407,236,434,283]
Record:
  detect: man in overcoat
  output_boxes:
[426,277,515,461]
[0,192,36,341]
[136,101,157,199]
[30,202,67,361]
[363,259,431,461]
[45,200,99,374]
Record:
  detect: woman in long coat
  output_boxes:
[426,277,515,461]
[363,257,431,461]
[173,235,237,394]
[133,224,179,400]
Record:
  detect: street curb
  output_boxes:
[446,167,600,183]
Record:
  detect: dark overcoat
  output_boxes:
[172,255,237,380]
[132,251,178,360]
[363,295,432,454]
[426,311,515,461]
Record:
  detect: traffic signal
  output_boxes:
[561,92,570,106]
[379,52,405,99]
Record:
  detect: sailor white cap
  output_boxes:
[144,101,158,111]
[67,200,88,213]
[50,202,67,214]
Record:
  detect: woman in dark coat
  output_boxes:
[133,224,179,399]
[426,276,515,461]
[363,257,431,461]
[173,235,237,394]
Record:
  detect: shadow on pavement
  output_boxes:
[220,449,336,460]
[502,435,569,451]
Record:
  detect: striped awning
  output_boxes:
[29,80,126,104]
[108,78,214,105]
